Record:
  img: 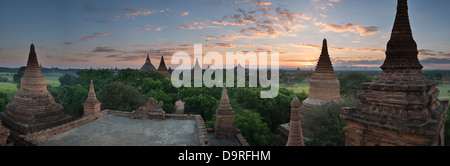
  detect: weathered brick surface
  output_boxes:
[340,0,448,146]
[0,121,10,146]
[301,39,340,116]
[0,44,72,134]
[215,86,237,139]
[286,97,305,146]
[83,80,101,117]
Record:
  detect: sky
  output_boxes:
[0,0,449,70]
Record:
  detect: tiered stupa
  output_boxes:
[215,85,236,139]
[157,56,171,78]
[0,44,73,134]
[286,97,305,146]
[340,0,448,146]
[83,80,101,117]
[300,39,340,117]
[140,54,156,72]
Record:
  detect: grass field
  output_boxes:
[280,82,309,94]
[437,84,450,101]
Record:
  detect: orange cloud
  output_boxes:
[315,22,379,36]
[290,43,385,53]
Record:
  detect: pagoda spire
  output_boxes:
[87,80,98,101]
[158,56,168,71]
[286,97,305,146]
[215,85,236,139]
[381,0,422,70]
[27,43,40,70]
[314,38,334,73]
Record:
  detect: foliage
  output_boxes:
[49,85,88,117]
[59,74,79,87]
[230,87,294,129]
[445,108,450,146]
[0,92,9,112]
[77,69,115,89]
[302,96,360,146]
[339,72,374,97]
[13,66,26,89]
[183,93,219,122]
[235,109,276,146]
[97,82,147,112]
[145,89,175,113]
[0,77,8,82]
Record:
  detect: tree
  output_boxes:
[183,93,219,122]
[301,96,360,146]
[146,89,175,113]
[0,92,9,112]
[0,77,8,82]
[445,108,450,146]
[339,72,374,97]
[49,85,88,117]
[58,74,79,87]
[97,82,147,112]
[13,66,26,88]
[235,109,275,146]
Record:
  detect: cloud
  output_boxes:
[207,6,309,41]
[290,43,385,53]
[83,4,112,14]
[92,46,120,53]
[181,12,190,16]
[253,2,272,6]
[315,22,379,36]
[79,32,111,41]
[46,55,90,63]
[64,32,111,46]
[177,22,221,30]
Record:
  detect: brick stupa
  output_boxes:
[215,85,236,139]
[140,54,156,72]
[157,56,171,78]
[83,80,101,117]
[300,39,340,117]
[0,44,73,134]
[340,0,448,146]
[286,97,305,146]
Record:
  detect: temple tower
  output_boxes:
[215,85,236,139]
[157,56,171,78]
[340,0,448,146]
[286,97,305,146]
[300,39,340,117]
[0,44,73,134]
[83,80,101,116]
[140,54,156,72]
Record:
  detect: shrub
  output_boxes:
[302,96,360,146]
[97,82,147,112]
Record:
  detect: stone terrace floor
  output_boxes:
[40,114,198,146]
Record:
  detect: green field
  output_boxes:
[437,84,450,101]
[281,82,310,94]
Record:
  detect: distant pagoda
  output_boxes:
[340,0,448,146]
[157,56,171,78]
[0,44,73,134]
[300,39,340,117]
[140,54,156,72]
